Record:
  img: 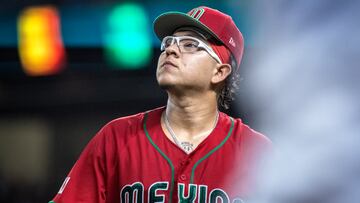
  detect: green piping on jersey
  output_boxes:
[190,117,235,184]
[143,112,175,203]
[48,201,55,203]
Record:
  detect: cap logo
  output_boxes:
[229,37,236,47]
[188,7,205,20]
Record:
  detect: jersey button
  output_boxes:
[180,174,187,181]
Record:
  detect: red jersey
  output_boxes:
[50,107,271,203]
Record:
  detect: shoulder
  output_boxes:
[93,107,163,146]
[226,116,273,168]
[238,119,271,146]
[101,111,145,135]
[225,114,272,151]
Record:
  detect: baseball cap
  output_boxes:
[153,6,244,69]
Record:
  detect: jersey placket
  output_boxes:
[174,155,195,202]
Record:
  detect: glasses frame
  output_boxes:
[160,35,222,64]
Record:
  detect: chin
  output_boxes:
[157,73,175,86]
[157,77,183,92]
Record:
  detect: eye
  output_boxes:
[164,38,173,47]
[180,39,199,50]
[183,41,197,48]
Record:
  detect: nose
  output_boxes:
[165,42,180,58]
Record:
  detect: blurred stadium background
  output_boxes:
[0,0,258,202]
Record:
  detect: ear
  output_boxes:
[211,63,232,84]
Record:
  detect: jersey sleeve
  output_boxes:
[50,129,107,203]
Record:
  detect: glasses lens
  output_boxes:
[179,38,199,52]
[161,37,174,51]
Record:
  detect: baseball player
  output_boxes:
[50,6,271,203]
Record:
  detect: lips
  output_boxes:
[161,60,178,68]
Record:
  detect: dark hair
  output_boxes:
[217,55,239,110]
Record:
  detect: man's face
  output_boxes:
[156,30,219,93]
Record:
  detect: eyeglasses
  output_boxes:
[160,35,222,64]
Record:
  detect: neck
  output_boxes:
[164,91,219,137]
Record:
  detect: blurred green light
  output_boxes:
[104,3,152,69]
